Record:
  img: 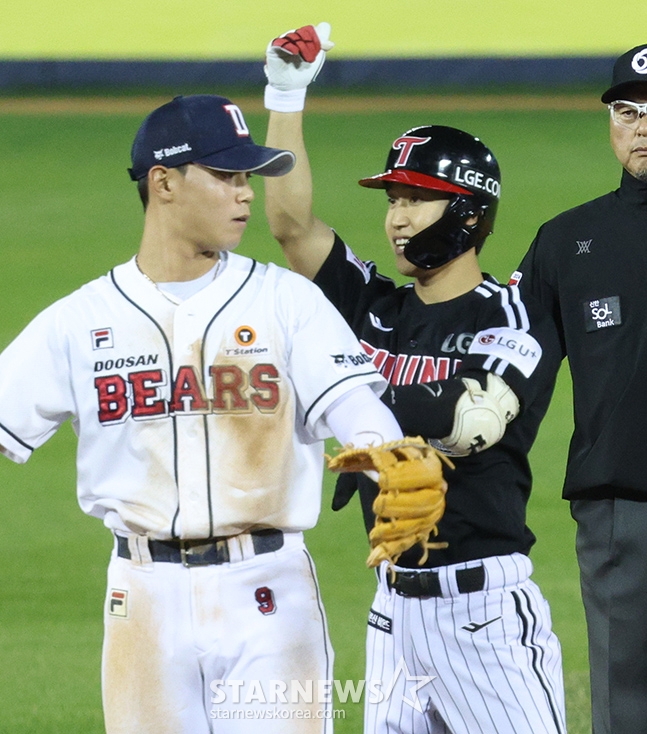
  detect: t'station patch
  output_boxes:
[234,325,256,346]
[583,296,622,332]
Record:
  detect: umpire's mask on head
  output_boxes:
[359,126,501,270]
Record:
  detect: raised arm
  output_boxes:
[263,23,336,280]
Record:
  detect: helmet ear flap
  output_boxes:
[453,198,490,254]
[450,195,479,223]
[403,194,496,270]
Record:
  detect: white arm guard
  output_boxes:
[430,374,520,457]
[323,385,403,483]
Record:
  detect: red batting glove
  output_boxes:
[271,25,321,63]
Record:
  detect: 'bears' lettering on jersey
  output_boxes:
[94,363,280,424]
[360,340,461,385]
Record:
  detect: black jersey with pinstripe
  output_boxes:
[315,234,561,568]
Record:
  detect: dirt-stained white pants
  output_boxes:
[102,532,334,734]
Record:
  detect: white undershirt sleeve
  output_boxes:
[322,385,403,447]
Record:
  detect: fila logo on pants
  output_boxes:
[109,589,128,618]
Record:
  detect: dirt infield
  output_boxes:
[0,94,602,115]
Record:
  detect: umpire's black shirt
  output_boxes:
[518,170,647,501]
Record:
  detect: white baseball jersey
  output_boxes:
[0,253,386,539]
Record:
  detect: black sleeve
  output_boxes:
[517,226,566,357]
[313,232,396,334]
[386,378,468,438]
[387,285,562,439]
[459,283,561,413]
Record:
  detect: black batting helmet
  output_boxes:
[359,126,501,270]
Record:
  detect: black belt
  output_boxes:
[389,565,485,598]
[116,529,284,566]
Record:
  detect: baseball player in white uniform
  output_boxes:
[0,94,404,733]
[262,24,566,734]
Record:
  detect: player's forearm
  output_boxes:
[391,370,520,456]
[389,382,462,438]
[265,110,315,241]
[264,110,334,279]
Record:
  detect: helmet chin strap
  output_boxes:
[404,196,482,270]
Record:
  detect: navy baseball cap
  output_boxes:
[601,44,647,103]
[128,94,295,181]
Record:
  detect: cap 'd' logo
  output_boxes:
[223,104,250,137]
[632,49,647,74]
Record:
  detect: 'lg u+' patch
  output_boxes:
[583,296,621,332]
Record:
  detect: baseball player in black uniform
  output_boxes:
[263,24,567,734]
[515,44,647,734]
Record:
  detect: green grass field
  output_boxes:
[0,102,621,732]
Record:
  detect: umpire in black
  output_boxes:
[517,44,647,734]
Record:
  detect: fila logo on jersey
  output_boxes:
[584,296,622,332]
[109,589,128,617]
[368,608,392,634]
[94,363,280,424]
[91,328,114,350]
[255,586,276,615]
